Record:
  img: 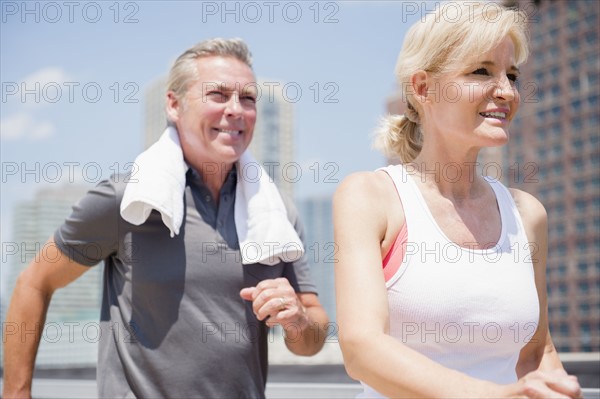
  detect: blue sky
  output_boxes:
[1,1,424,275]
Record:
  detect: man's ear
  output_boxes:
[166,91,180,123]
[411,70,430,106]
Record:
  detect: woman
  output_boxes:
[333,2,582,398]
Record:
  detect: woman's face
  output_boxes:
[422,37,521,149]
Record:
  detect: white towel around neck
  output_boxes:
[120,126,304,265]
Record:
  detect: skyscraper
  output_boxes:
[144,76,168,150]
[2,184,102,367]
[507,0,600,352]
[248,80,295,199]
[297,196,336,324]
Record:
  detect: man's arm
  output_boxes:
[2,237,89,399]
[240,280,329,356]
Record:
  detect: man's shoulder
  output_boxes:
[73,173,130,214]
[99,173,131,201]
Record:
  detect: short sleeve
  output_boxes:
[54,177,121,266]
[280,194,318,294]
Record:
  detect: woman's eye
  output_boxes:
[472,67,489,76]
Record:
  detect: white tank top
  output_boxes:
[359,164,540,398]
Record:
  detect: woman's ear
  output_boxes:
[165,91,180,123]
[411,70,430,106]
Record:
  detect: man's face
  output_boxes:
[167,56,257,171]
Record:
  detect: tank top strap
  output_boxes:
[484,176,530,248]
[378,164,444,243]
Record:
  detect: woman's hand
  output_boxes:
[501,368,582,398]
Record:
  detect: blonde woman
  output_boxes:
[334,2,581,398]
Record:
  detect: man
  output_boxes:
[3,38,329,398]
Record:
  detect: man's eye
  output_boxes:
[507,74,519,83]
[472,68,489,76]
[207,92,227,101]
[241,96,256,104]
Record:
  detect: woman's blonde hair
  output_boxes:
[374,1,529,163]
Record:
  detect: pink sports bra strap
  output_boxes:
[382,222,408,282]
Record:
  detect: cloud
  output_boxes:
[3,66,71,109]
[0,112,55,141]
[0,67,68,141]
[22,67,70,88]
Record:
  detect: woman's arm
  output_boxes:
[511,189,570,374]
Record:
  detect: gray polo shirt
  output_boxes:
[54,167,317,398]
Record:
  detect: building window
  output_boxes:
[578,281,589,294]
[559,303,569,316]
[555,243,567,256]
[585,31,598,45]
[589,115,600,133]
[558,282,568,294]
[580,322,592,351]
[585,12,597,28]
[577,262,588,273]
[558,264,567,276]
[536,109,547,124]
[552,143,562,157]
[589,72,600,88]
[576,220,586,234]
[570,77,581,91]
[538,148,546,159]
[550,121,562,137]
[568,37,579,49]
[581,322,592,335]
[552,163,564,174]
[579,302,590,316]
[570,59,580,71]
[535,71,545,84]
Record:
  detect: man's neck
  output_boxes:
[197,162,234,203]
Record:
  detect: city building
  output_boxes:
[1,184,102,367]
[297,195,336,325]
[143,76,168,150]
[507,0,600,352]
[248,80,295,199]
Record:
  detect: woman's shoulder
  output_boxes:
[508,187,548,233]
[335,170,397,204]
[334,170,404,236]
